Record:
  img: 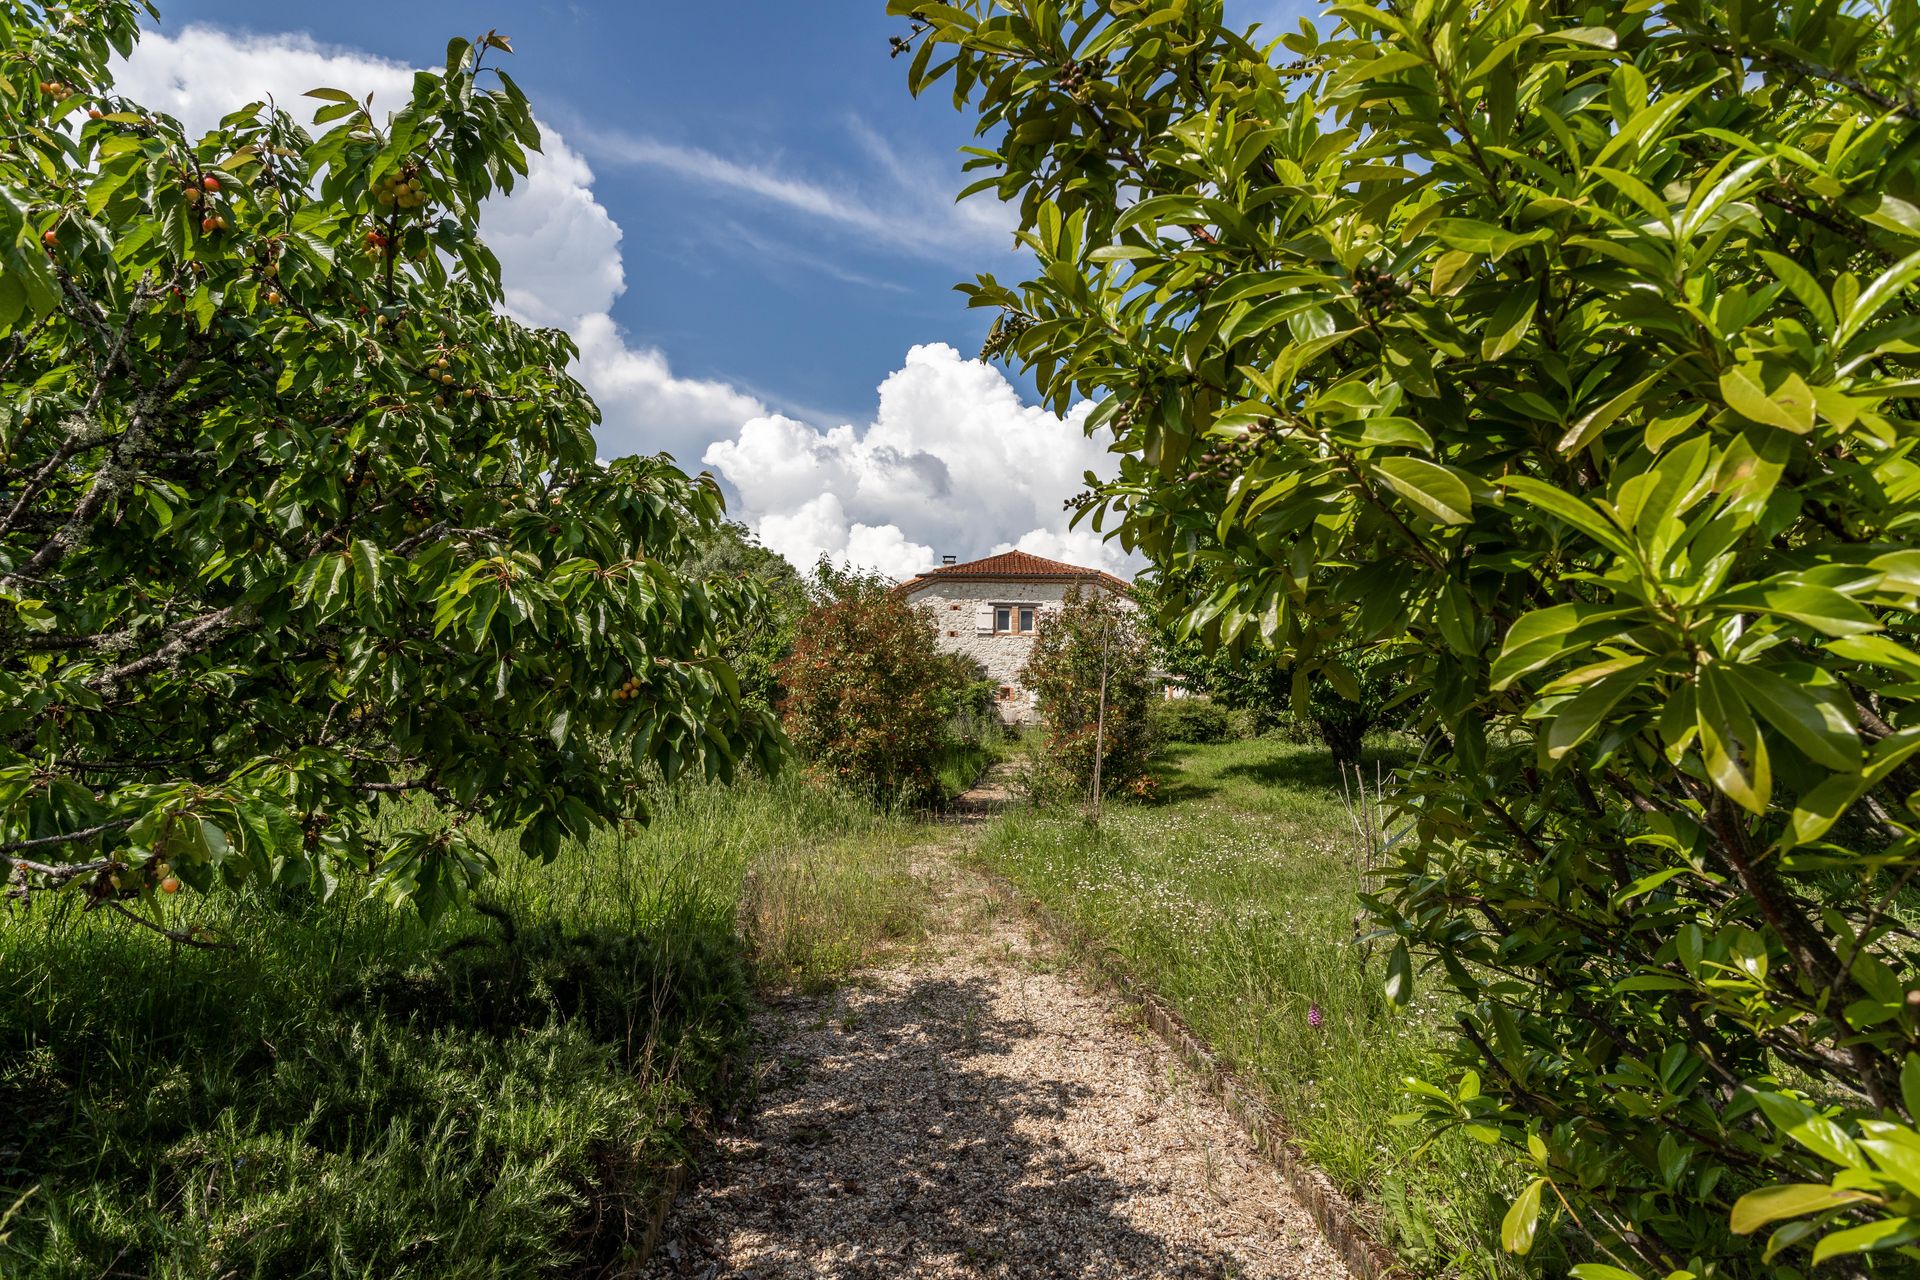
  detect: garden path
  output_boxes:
[638,773,1349,1280]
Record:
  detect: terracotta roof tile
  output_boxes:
[898,550,1132,595]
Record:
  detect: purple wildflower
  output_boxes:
[1307,1003,1323,1029]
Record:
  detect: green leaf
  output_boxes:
[1499,476,1635,555]
[351,540,383,602]
[1373,457,1473,525]
[1480,289,1537,361]
[1545,658,1657,759]
[1385,939,1414,1006]
[1755,1092,1867,1170]
[1501,1178,1546,1255]
[1789,773,1867,846]
[1759,251,1837,334]
[1839,248,1920,346]
[1546,25,1617,47]
[1811,1217,1920,1264]
[1492,603,1638,690]
[1697,665,1771,813]
[1719,666,1860,770]
[1719,364,1813,433]
[1714,581,1882,637]
[1731,1184,1872,1235]
[1559,371,1663,454]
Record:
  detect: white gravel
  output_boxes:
[642,787,1351,1280]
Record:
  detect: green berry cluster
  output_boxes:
[1352,261,1413,315]
[1056,59,1096,92]
[1184,421,1275,483]
[978,311,1034,361]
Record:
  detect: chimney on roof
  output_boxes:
[941,554,957,566]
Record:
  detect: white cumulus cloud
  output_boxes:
[114,26,1134,581]
[706,344,1136,581]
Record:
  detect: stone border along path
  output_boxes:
[637,771,1358,1280]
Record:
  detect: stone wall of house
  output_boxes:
[903,578,1132,724]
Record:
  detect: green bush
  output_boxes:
[1303,648,1405,766]
[902,1,1920,1273]
[677,521,809,713]
[1149,698,1233,745]
[1021,586,1158,800]
[1137,570,1406,762]
[775,562,968,803]
[2,844,747,1279]
[1223,708,1267,742]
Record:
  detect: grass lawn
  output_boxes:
[0,773,926,1279]
[976,736,1536,1277]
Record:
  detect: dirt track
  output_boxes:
[640,777,1348,1280]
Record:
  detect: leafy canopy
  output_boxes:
[898,0,1920,1272]
[1,1,779,926]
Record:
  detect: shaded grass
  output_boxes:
[932,738,1000,805]
[0,772,925,1279]
[976,738,1528,1278]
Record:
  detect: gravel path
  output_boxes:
[641,782,1349,1280]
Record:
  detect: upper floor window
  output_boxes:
[994,605,1038,634]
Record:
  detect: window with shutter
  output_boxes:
[974,603,995,633]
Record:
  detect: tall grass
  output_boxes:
[0,771,924,1279]
[976,738,1533,1277]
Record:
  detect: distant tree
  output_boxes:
[1137,569,1399,763]
[774,562,964,801]
[0,5,779,927]
[1021,587,1155,798]
[676,522,807,712]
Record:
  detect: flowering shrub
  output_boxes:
[1021,587,1156,800]
[775,563,967,803]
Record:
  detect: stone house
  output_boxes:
[897,550,1133,724]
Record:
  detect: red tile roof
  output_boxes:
[898,550,1132,595]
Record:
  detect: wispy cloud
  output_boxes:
[574,121,1017,264]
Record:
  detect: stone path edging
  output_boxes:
[968,864,1407,1280]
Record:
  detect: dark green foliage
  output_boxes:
[1138,570,1403,762]
[1021,587,1156,798]
[898,0,1920,1272]
[0,4,778,923]
[1,849,747,1278]
[1148,698,1232,745]
[677,521,808,712]
[1303,649,1403,767]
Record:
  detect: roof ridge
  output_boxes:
[896,548,1132,594]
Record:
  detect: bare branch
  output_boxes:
[104,899,235,949]
[1,820,134,858]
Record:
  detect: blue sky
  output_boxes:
[124,1,1313,577]
[146,0,1017,424]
